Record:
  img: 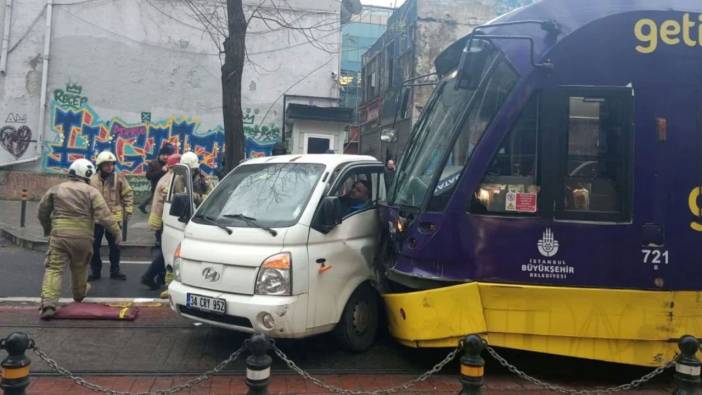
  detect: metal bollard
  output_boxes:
[459,334,485,395]
[674,335,701,395]
[245,333,273,395]
[0,332,32,395]
[19,190,28,228]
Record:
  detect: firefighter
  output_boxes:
[38,158,121,319]
[139,143,175,214]
[180,151,214,207]
[141,153,181,291]
[88,151,133,281]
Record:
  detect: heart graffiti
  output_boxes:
[0,125,33,159]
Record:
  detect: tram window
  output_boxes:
[428,59,519,211]
[471,95,539,214]
[558,93,632,221]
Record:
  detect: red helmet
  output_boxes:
[166,153,181,168]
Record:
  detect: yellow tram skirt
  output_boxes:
[382,282,702,367]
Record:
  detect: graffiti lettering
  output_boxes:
[0,125,32,159]
[5,112,27,124]
[111,123,147,138]
[45,83,280,175]
[53,83,89,109]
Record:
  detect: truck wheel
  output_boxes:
[334,284,379,352]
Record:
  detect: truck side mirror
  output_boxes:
[315,196,343,233]
[170,193,191,223]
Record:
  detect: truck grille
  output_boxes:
[178,305,253,328]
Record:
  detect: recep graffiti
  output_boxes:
[44,83,280,175]
[1,112,33,159]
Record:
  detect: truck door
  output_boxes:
[306,164,385,329]
[162,164,194,269]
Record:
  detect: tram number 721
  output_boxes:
[641,248,670,269]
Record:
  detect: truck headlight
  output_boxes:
[173,243,182,282]
[255,252,291,296]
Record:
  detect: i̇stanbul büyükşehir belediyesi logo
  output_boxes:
[537,228,559,257]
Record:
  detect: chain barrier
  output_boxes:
[31,344,244,395]
[273,343,460,395]
[484,345,675,394]
[6,334,683,395]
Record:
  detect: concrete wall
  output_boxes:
[0,0,341,198]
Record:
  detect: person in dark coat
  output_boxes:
[138,143,175,213]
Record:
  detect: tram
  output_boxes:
[381,0,702,366]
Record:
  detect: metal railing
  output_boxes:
[1,331,699,395]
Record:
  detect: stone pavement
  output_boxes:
[0,199,155,258]
[0,302,676,395]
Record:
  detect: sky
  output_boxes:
[361,0,406,8]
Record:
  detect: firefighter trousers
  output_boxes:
[40,236,93,308]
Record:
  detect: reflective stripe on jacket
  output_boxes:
[38,179,120,239]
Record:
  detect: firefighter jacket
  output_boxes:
[171,172,215,208]
[89,171,134,223]
[192,172,215,207]
[148,169,173,231]
[38,179,121,239]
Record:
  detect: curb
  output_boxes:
[0,225,155,259]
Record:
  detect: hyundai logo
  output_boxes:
[202,267,221,282]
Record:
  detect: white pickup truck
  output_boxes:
[161,154,386,351]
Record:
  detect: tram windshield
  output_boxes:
[389,40,518,209]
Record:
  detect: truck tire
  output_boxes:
[334,284,379,352]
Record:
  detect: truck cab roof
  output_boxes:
[243,154,381,168]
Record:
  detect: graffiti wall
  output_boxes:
[44,83,280,175]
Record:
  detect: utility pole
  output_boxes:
[222,0,247,173]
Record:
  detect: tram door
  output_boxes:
[467,87,642,289]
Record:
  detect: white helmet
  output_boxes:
[95,151,117,166]
[68,158,96,180]
[180,151,200,169]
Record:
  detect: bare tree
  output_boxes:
[175,0,340,172]
[222,0,247,172]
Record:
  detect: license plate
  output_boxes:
[187,293,226,314]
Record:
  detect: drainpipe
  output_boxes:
[36,0,53,157]
[0,0,12,74]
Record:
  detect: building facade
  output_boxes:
[357,0,511,162]
[0,0,344,199]
[339,5,394,113]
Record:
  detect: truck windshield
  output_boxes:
[389,40,517,209]
[195,163,325,228]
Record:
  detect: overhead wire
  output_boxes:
[60,7,221,56]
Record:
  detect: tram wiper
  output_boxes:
[223,214,278,237]
[193,213,232,235]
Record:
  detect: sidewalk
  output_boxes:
[0,302,676,395]
[0,199,154,258]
